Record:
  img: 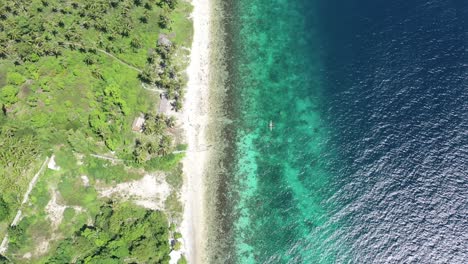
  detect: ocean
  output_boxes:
[209,0,468,263]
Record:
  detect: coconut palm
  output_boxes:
[83,54,96,65]
[130,38,142,50]
[165,116,176,128]
[158,135,172,156]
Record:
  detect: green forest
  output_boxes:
[0,0,192,262]
[46,202,172,263]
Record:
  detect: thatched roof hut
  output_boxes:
[158,95,171,114]
[158,34,172,47]
[131,113,145,132]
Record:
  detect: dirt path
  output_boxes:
[89,154,124,162]
[19,157,50,208]
[0,157,50,254]
[61,42,142,73]
[141,83,166,93]
[95,48,142,73]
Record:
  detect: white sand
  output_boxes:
[181,0,212,263]
[47,155,60,171]
[98,174,171,211]
[45,189,84,229]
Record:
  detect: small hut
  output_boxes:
[158,34,172,47]
[158,95,170,114]
[131,113,145,132]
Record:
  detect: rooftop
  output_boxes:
[131,113,145,132]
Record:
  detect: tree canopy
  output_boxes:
[0,0,191,261]
[47,202,171,263]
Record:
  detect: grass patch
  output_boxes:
[84,156,142,184]
[143,153,185,172]
[165,192,183,222]
[166,163,184,190]
[57,173,99,215]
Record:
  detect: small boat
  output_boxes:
[269,120,274,131]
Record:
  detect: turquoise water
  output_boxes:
[211,0,468,263]
[217,0,344,263]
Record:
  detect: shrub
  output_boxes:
[0,197,9,221]
[63,208,75,222]
[174,232,182,240]
[143,153,184,172]
[0,85,19,106]
[178,255,187,264]
[6,72,25,85]
[0,254,9,263]
[173,240,182,251]
[48,202,172,263]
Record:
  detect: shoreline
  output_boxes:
[180,0,211,263]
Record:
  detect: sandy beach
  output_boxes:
[180,0,211,263]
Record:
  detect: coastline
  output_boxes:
[180,0,211,263]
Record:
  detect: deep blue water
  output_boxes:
[317,0,468,262]
[211,0,468,263]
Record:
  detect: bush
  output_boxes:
[144,153,184,172]
[177,255,187,264]
[173,240,182,251]
[85,157,140,183]
[0,254,9,264]
[166,163,183,189]
[174,232,182,240]
[48,202,172,263]
[7,72,25,85]
[165,192,183,221]
[63,208,75,222]
[0,197,9,221]
[8,218,30,251]
[0,85,19,106]
[175,144,188,151]
[169,223,176,232]
[58,175,98,208]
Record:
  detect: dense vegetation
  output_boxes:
[0,197,9,222]
[46,202,171,263]
[0,0,192,262]
[0,127,40,206]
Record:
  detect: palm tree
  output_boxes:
[120,22,132,37]
[158,15,172,29]
[133,140,147,163]
[158,135,172,156]
[139,66,156,84]
[0,45,8,58]
[146,50,159,64]
[91,67,104,80]
[130,38,142,50]
[0,10,7,20]
[134,0,143,6]
[161,0,178,10]
[83,54,96,65]
[145,141,159,155]
[7,28,20,42]
[173,99,182,112]
[165,116,176,128]
[48,44,61,57]
[139,15,148,24]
